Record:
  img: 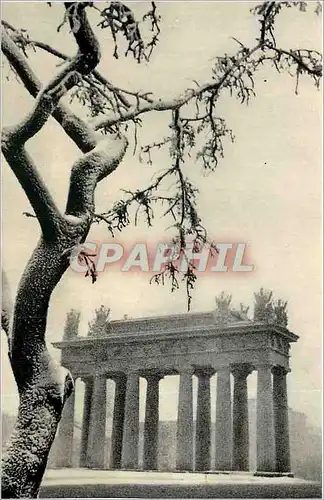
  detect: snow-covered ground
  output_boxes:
[43,468,316,486]
[41,468,322,498]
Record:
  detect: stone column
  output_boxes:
[143,374,163,470]
[256,364,276,472]
[110,375,127,469]
[176,367,194,471]
[86,374,107,468]
[121,371,140,469]
[273,366,291,472]
[195,369,212,471]
[80,378,93,467]
[55,385,75,467]
[231,363,251,471]
[215,366,232,470]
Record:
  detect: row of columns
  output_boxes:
[56,364,290,473]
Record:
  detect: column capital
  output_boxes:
[111,373,127,383]
[194,366,215,378]
[126,368,140,376]
[177,366,195,376]
[94,371,107,380]
[272,365,291,376]
[255,363,275,371]
[216,365,231,373]
[142,371,164,382]
[231,363,253,379]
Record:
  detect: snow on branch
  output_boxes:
[252,1,322,47]
[1,20,97,153]
[98,1,161,62]
[1,3,102,239]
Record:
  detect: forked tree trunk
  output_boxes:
[1,3,128,497]
[2,230,89,497]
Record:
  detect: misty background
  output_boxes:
[1,0,322,467]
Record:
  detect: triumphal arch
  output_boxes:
[53,290,298,474]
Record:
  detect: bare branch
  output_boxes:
[1,26,97,153]
[98,1,161,63]
[1,21,157,138]
[1,137,64,238]
[66,133,128,217]
[2,3,103,240]
[269,45,322,77]
[1,24,135,108]
[90,43,262,130]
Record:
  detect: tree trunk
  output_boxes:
[2,226,90,498]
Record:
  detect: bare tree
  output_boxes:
[1,1,322,497]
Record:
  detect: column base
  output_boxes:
[254,471,294,478]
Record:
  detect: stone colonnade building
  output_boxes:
[53,299,298,474]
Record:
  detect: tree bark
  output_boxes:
[1,4,127,497]
[1,236,78,497]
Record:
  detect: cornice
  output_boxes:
[53,316,298,349]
